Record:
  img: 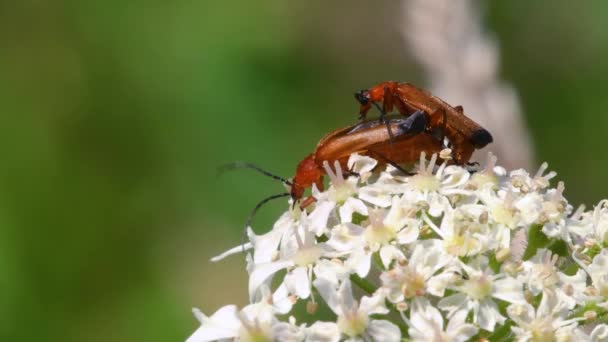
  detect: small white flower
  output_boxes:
[478,187,521,230]
[424,202,488,257]
[509,162,557,193]
[576,248,608,308]
[574,323,608,341]
[347,153,378,182]
[273,316,305,342]
[405,297,478,342]
[313,278,401,341]
[248,223,335,303]
[314,160,359,206]
[187,297,283,342]
[521,248,587,309]
[381,239,456,302]
[438,256,526,332]
[468,152,501,190]
[572,200,608,248]
[508,291,582,342]
[187,306,241,342]
[306,321,341,342]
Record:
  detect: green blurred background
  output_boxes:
[0,1,607,341]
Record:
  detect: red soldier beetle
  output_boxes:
[221,110,443,230]
[354,81,493,164]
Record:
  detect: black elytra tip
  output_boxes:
[470,129,493,148]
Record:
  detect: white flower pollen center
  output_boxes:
[410,173,440,192]
[463,275,493,300]
[337,308,369,337]
[293,245,323,267]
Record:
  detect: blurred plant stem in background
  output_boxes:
[403,0,533,169]
[0,1,607,341]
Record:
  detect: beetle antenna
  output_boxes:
[219,161,293,186]
[242,192,291,252]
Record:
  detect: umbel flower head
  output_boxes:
[189,153,608,342]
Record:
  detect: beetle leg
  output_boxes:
[345,170,360,178]
[397,110,427,136]
[367,149,415,176]
[314,177,324,192]
[372,102,395,142]
[428,107,447,143]
[297,176,324,209]
[465,162,481,174]
[358,103,371,121]
[299,196,317,209]
[382,85,394,115]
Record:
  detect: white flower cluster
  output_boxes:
[189,153,608,342]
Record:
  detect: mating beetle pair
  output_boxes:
[224,81,493,228]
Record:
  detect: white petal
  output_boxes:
[285,266,311,299]
[426,272,454,297]
[338,279,357,313]
[359,293,389,315]
[383,196,408,229]
[192,308,206,323]
[366,320,401,342]
[428,193,447,217]
[249,260,293,300]
[477,299,503,332]
[272,283,293,314]
[273,321,304,341]
[326,223,365,252]
[339,198,369,223]
[359,186,393,207]
[507,302,536,327]
[306,322,341,342]
[345,249,372,278]
[210,242,252,262]
[437,293,468,317]
[186,305,240,342]
[492,277,526,304]
[379,245,403,269]
[396,221,420,244]
[347,153,378,175]
[408,298,444,339]
[252,218,291,264]
[240,301,276,326]
[313,259,350,288]
[445,310,479,342]
[313,277,341,315]
[309,201,336,236]
[590,324,608,341]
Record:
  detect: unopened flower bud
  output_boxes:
[496,248,511,262]
[306,301,318,315]
[584,311,597,321]
[396,302,408,312]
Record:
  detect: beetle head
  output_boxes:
[354,90,371,105]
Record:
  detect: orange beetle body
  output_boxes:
[291,114,442,207]
[354,81,493,164]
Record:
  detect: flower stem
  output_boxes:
[349,274,377,294]
[350,274,409,336]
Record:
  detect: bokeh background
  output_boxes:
[1,1,607,341]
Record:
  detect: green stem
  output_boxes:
[372,252,386,271]
[349,274,409,337]
[350,274,376,294]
